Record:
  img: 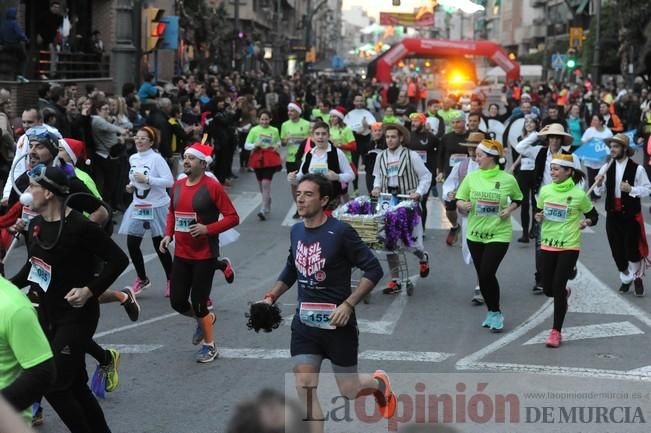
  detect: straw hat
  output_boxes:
[604,133,630,148]
[538,123,573,145]
[461,131,486,147]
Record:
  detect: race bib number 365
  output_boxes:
[28,257,52,292]
[299,302,336,330]
[543,203,568,222]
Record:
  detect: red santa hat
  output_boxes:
[184,143,213,164]
[60,138,90,165]
[287,102,302,114]
[329,106,346,120]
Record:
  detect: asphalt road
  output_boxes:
[9,163,651,433]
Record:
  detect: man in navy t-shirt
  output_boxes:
[260,174,397,432]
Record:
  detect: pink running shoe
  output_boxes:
[545,329,562,348]
[165,280,171,298]
[131,277,151,295]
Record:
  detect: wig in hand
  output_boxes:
[246,302,282,333]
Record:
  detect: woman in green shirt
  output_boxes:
[245,110,282,220]
[534,154,598,348]
[456,139,523,332]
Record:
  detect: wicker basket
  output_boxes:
[338,214,385,249]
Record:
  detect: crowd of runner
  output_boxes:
[0,70,650,432]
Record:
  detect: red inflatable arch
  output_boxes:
[372,38,520,85]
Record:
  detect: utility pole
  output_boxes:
[591,0,601,86]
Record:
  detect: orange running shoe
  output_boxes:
[372,370,396,419]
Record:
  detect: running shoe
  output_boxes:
[165,280,171,298]
[257,211,266,221]
[120,287,140,322]
[221,257,235,284]
[634,278,645,297]
[104,349,120,392]
[545,329,562,348]
[131,277,151,295]
[517,235,529,243]
[372,370,396,419]
[382,280,401,295]
[192,312,216,345]
[471,287,484,305]
[419,252,430,278]
[619,282,631,294]
[31,402,43,426]
[445,225,460,246]
[196,344,219,363]
[489,312,504,333]
[532,283,543,295]
[481,311,494,328]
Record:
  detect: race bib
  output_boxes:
[21,206,38,222]
[174,211,197,233]
[258,134,273,148]
[28,257,52,292]
[415,150,427,162]
[387,160,400,177]
[449,153,467,167]
[309,162,329,176]
[299,302,336,330]
[133,204,154,221]
[543,202,568,222]
[475,199,500,217]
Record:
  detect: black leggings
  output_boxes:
[127,235,173,281]
[170,257,217,318]
[467,240,510,312]
[541,249,579,331]
[419,191,430,230]
[45,318,111,433]
[516,170,536,233]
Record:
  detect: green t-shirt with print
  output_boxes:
[329,126,355,162]
[281,118,310,163]
[245,125,281,149]
[0,278,53,419]
[456,166,523,243]
[537,178,593,250]
[311,108,330,124]
[383,115,400,124]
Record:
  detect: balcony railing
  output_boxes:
[37,51,110,79]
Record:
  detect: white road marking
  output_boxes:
[425,199,452,230]
[232,191,262,222]
[103,344,164,353]
[281,203,299,227]
[456,261,651,381]
[218,348,453,362]
[523,321,644,345]
[94,312,180,338]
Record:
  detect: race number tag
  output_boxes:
[258,134,273,148]
[475,200,500,217]
[133,204,154,221]
[309,162,329,175]
[299,302,336,330]
[387,160,400,177]
[21,206,38,222]
[543,202,568,222]
[415,150,427,162]
[174,211,197,233]
[28,257,52,292]
[449,153,467,167]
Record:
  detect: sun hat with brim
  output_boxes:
[550,153,575,168]
[461,131,486,147]
[604,133,630,148]
[538,123,573,145]
[382,122,410,143]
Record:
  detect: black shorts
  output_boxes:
[285,161,300,173]
[254,167,279,181]
[444,199,457,211]
[290,316,358,368]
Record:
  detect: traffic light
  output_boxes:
[143,7,166,52]
[566,48,577,69]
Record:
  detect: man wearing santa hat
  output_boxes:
[160,143,240,363]
[281,102,310,219]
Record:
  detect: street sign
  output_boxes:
[551,53,567,71]
[161,16,179,50]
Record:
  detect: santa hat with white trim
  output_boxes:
[184,143,213,164]
[287,102,302,114]
[60,138,91,166]
[477,139,506,164]
[329,106,346,120]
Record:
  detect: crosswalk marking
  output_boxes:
[425,198,452,230]
[281,203,298,227]
[523,321,644,345]
[232,192,262,222]
[217,348,453,362]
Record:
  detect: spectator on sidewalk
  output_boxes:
[0,7,29,82]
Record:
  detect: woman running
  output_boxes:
[119,126,174,295]
[456,139,523,332]
[245,110,282,221]
[535,154,597,347]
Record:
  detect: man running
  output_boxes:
[281,102,311,219]
[259,174,396,433]
[161,143,240,363]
